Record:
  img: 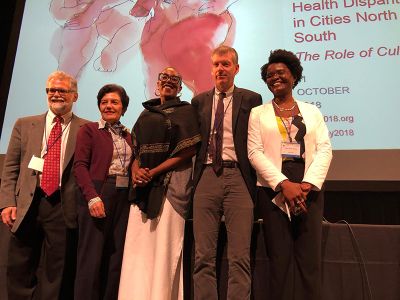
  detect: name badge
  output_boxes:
[28,155,44,172]
[281,142,301,158]
[116,175,129,188]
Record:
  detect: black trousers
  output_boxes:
[7,188,76,300]
[74,178,129,300]
[257,161,324,300]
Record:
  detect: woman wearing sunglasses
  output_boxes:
[119,67,201,300]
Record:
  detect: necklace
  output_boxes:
[273,100,296,112]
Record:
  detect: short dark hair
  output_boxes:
[260,49,303,88]
[97,84,130,111]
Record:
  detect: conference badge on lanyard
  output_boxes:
[281,141,301,158]
[116,175,129,188]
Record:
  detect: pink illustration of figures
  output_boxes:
[131,0,238,97]
[49,0,145,78]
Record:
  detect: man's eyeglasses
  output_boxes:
[158,73,182,85]
[46,88,75,95]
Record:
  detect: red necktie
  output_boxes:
[41,117,62,196]
[212,92,226,174]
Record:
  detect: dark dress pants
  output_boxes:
[7,189,75,300]
[257,160,324,300]
[193,166,253,300]
[74,178,129,300]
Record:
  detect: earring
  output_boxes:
[154,88,160,96]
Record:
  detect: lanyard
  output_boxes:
[43,117,72,155]
[112,135,127,172]
[212,94,232,134]
[279,116,294,142]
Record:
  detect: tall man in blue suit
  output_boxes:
[191,45,262,300]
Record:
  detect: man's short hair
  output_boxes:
[47,70,78,92]
[211,45,239,65]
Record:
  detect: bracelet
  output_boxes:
[88,197,102,209]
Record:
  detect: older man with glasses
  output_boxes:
[0,70,88,300]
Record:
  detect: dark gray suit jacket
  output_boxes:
[0,112,88,233]
[191,86,262,200]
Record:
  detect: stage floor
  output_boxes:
[183,221,400,300]
[1,221,399,300]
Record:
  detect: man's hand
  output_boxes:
[1,206,17,228]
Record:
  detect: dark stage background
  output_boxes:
[0,1,399,300]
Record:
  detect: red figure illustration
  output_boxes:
[49,0,145,78]
[49,0,238,96]
[131,0,237,96]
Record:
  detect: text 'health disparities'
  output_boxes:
[291,0,400,43]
